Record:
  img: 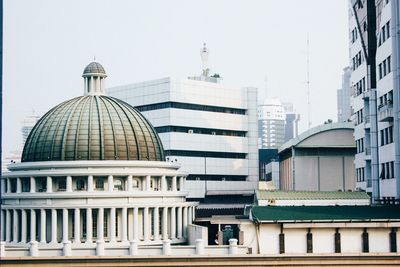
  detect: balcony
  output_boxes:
[378,101,394,122]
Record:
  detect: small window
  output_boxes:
[132,179,139,189]
[114,179,123,191]
[95,179,104,190]
[76,178,86,191]
[58,179,66,191]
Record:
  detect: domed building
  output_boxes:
[0,62,197,255]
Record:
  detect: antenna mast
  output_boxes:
[306,34,312,129]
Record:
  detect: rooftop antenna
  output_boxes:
[200,43,209,77]
[306,34,312,129]
[264,75,268,100]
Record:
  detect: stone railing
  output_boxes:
[0,239,248,257]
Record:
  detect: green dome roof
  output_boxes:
[22,95,165,162]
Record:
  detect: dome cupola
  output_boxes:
[22,62,165,162]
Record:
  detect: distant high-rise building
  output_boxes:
[21,113,40,147]
[349,0,400,203]
[258,98,285,149]
[337,66,352,122]
[282,102,300,142]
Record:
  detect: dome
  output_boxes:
[83,62,106,76]
[22,95,165,162]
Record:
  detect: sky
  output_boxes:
[3,0,349,156]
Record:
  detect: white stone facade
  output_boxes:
[0,161,197,249]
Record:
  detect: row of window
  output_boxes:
[378,55,391,80]
[380,161,395,179]
[278,228,397,254]
[380,126,394,146]
[155,126,246,137]
[135,101,246,115]
[4,176,181,193]
[378,20,390,47]
[353,77,366,96]
[378,90,393,108]
[352,51,363,71]
[164,150,247,159]
[186,174,247,181]
[356,138,365,153]
[355,109,364,125]
[356,167,365,182]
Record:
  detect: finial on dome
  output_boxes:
[82,61,107,95]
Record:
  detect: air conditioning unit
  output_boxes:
[188,129,193,134]
[211,131,216,135]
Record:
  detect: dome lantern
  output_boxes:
[82,62,107,95]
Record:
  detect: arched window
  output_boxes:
[114,179,123,191]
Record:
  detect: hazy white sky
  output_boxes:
[3,0,349,155]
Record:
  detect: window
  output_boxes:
[76,178,86,191]
[132,179,139,189]
[362,228,369,252]
[95,179,104,190]
[114,179,123,191]
[58,179,66,191]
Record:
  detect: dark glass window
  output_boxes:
[165,150,246,159]
[135,101,246,115]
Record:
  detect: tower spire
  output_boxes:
[200,43,209,77]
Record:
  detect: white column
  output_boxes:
[183,207,188,238]
[170,207,176,240]
[86,208,92,243]
[108,175,113,192]
[161,176,167,191]
[40,209,46,243]
[62,209,68,242]
[30,177,36,193]
[127,175,133,192]
[21,209,27,243]
[133,207,139,241]
[51,209,57,243]
[13,209,19,243]
[188,206,193,225]
[0,210,4,241]
[5,210,11,242]
[16,178,22,193]
[177,207,182,239]
[143,207,149,241]
[146,175,151,191]
[122,207,128,242]
[110,208,116,242]
[162,207,168,240]
[1,179,6,195]
[97,208,104,241]
[74,208,80,243]
[153,207,159,241]
[172,176,177,191]
[192,206,196,221]
[87,175,93,192]
[30,209,36,242]
[46,176,52,193]
[6,178,11,193]
[66,176,72,192]
[179,176,184,191]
